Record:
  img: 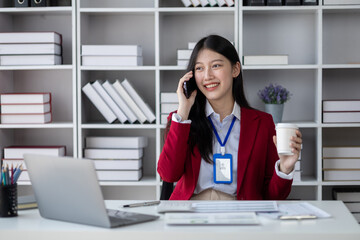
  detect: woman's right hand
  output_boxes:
[176,71,197,120]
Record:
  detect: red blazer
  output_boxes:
[157,107,292,200]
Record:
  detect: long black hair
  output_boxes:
[166,35,252,163]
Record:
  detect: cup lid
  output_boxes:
[276,123,299,129]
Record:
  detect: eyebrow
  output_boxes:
[195,59,224,65]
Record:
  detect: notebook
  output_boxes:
[23,154,159,228]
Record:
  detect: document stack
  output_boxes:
[322,100,360,123]
[323,146,360,181]
[160,92,179,124]
[0,32,62,65]
[81,45,143,66]
[2,145,66,181]
[84,136,148,181]
[333,187,360,223]
[177,43,194,66]
[181,0,234,7]
[82,78,155,124]
[0,93,52,124]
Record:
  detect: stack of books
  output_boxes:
[333,188,360,223]
[322,100,360,123]
[160,92,179,124]
[2,145,66,181]
[242,55,288,65]
[0,32,62,65]
[181,0,234,7]
[82,79,155,124]
[81,45,143,66]
[0,93,52,124]
[177,42,196,66]
[84,136,148,181]
[323,146,360,181]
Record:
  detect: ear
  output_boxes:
[232,62,241,78]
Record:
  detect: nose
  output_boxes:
[204,67,213,81]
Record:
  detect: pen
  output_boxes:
[123,200,161,208]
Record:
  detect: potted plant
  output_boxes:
[258,83,291,124]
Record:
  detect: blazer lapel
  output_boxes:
[237,108,260,194]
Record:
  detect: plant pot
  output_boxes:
[265,104,284,124]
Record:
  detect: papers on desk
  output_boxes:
[165,212,260,225]
[259,202,332,220]
[157,201,278,213]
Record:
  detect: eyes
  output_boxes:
[195,63,222,71]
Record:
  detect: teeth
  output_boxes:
[205,83,219,88]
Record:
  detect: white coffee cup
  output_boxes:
[276,123,299,155]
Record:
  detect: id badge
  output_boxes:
[213,153,233,184]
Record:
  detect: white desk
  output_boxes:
[0,201,359,240]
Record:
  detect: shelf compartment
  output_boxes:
[243,11,318,65]
[243,69,318,123]
[0,69,74,123]
[287,186,318,200]
[159,11,235,66]
[323,11,360,65]
[80,70,155,125]
[0,12,73,65]
[80,128,157,180]
[79,0,155,9]
[79,12,155,66]
[0,128,75,156]
[322,69,360,101]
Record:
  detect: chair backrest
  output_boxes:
[160,181,174,200]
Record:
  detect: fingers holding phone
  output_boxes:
[176,71,197,120]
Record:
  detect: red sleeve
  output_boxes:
[157,113,191,182]
[263,114,292,200]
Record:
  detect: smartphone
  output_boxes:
[183,77,197,99]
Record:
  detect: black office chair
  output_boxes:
[160,181,174,200]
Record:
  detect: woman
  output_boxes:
[157,35,302,201]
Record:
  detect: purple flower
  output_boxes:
[258,84,291,104]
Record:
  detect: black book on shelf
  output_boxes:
[245,0,266,6]
[267,0,283,5]
[284,0,301,5]
[302,0,318,5]
[30,0,46,7]
[14,0,30,7]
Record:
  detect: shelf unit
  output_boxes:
[1,0,359,200]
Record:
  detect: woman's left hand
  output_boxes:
[273,130,303,175]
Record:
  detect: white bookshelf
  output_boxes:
[0,0,77,173]
[1,0,359,200]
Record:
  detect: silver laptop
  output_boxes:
[23,154,159,228]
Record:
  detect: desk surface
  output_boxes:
[0,200,359,240]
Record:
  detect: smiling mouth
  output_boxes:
[205,83,219,88]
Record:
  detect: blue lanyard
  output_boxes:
[208,116,236,155]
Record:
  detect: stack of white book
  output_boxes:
[81,45,143,66]
[181,0,234,7]
[177,42,196,66]
[322,100,360,123]
[333,188,360,223]
[84,136,148,181]
[160,92,179,124]
[0,93,52,124]
[82,78,155,124]
[242,55,288,65]
[323,146,360,181]
[0,32,62,66]
[323,0,360,5]
[2,145,66,181]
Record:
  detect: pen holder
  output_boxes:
[0,184,18,217]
